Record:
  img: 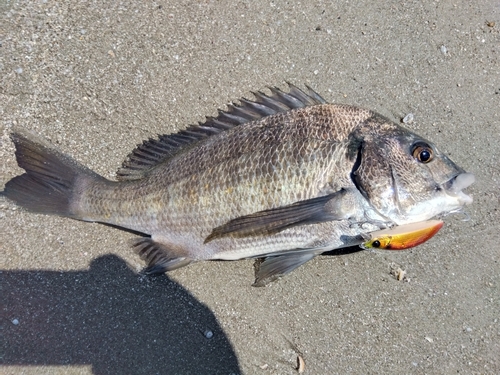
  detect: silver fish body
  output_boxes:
[3,85,474,285]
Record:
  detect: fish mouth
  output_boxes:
[443,172,475,205]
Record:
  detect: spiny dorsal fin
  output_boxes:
[116,83,327,181]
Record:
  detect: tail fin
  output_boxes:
[2,128,103,218]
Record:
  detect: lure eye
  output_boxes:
[372,240,381,248]
[412,143,434,163]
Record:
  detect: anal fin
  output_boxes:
[133,238,192,274]
[253,253,316,287]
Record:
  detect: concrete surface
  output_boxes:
[1,0,499,374]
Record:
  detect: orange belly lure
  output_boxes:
[361,220,444,250]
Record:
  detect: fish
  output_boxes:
[2,84,475,286]
[360,220,444,250]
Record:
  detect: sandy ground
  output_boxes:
[1,1,499,374]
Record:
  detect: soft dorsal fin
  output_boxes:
[116,83,327,181]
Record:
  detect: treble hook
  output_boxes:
[443,209,471,222]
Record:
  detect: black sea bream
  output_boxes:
[3,85,475,285]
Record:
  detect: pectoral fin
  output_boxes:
[205,190,348,243]
[253,253,317,287]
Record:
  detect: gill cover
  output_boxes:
[350,123,442,223]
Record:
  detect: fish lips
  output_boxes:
[443,172,475,205]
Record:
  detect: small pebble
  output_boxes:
[204,329,213,339]
[402,113,414,124]
[440,45,447,55]
[12,319,19,325]
[15,67,23,74]
[396,269,406,281]
[297,355,305,373]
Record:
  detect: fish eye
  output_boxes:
[372,240,381,248]
[412,142,434,163]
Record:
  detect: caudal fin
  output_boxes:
[2,128,103,218]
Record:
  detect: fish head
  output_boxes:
[351,120,475,225]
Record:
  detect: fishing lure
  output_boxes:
[361,220,444,250]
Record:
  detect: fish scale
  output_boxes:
[2,84,474,285]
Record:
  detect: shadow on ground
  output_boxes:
[2,255,240,374]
